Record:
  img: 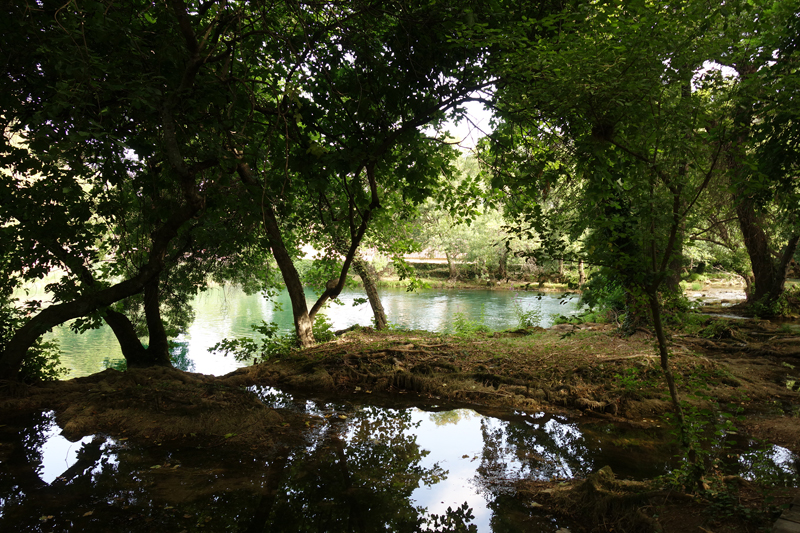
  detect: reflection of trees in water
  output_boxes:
[428,408,477,427]
[476,414,594,494]
[263,405,448,532]
[0,404,478,532]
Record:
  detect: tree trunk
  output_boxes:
[663,233,684,295]
[736,196,799,307]
[578,259,586,286]
[103,309,149,364]
[236,161,380,348]
[352,256,387,330]
[497,246,508,280]
[264,207,315,347]
[769,235,799,302]
[646,288,687,445]
[736,197,774,303]
[102,278,173,368]
[446,252,458,281]
[236,163,315,347]
[0,267,160,380]
[141,277,172,366]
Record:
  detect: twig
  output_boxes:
[597,354,658,362]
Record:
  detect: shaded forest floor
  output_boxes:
[2,316,799,532]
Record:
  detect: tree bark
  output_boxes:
[770,235,799,301]
[235,163,315,348]
[736,196,774,303]
[352,255,387,330]
[736,196,799,306]
[0,264,163,380]
[102,278,173,368]
[646,288,687,446]
[578,259,586,286]
[663,232,684,295]
[446,252,458,281]
[497,245,508,280]
[141,277,171,366]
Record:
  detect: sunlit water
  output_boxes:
[1,395,796,533]
[40,286,583,378]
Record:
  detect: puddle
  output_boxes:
[1,392,797,532]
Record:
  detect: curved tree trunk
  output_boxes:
[352,255,387,330]
[103,278,173,368]
[236,162,380,348]
[141,277,171,366]
[736,196,799,306]
[0,266,161,380]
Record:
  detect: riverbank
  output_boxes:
[1,317,798,532]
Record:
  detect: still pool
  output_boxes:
[1,390,796,532]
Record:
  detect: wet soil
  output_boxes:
[1,316,799,532]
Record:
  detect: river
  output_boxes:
[6,287,798,532]
[45,286,584,378]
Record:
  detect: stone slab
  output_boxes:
[773,520,800,533]
[782,509,800,524]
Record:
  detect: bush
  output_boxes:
[210,312,339,364]
[752,286,800,317]
[452,312,491,336]
[512,293,542,328]
[579,270,626,314]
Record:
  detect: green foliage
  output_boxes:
[210,312,337,364]
[18,339,66,383]
[613,367,654,396]
[452,311,491,336]
[311,313,336,343]
[296,259,354,293]
[210,321,290,364]
[511,294,542,329]
[580,271,626,315]
[661,402,741,492]
[661,398,790,524]
[698,319,741,340]
[0,298,65,383]
[751,285,800,317]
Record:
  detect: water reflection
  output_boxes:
[1,395,797,532]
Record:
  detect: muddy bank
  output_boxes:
[0,366,306,450]
[235,321,800,453]
[1,318,799,532]
[1,318,799,453]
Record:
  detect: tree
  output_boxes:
[0,0,235,378]
[228,0,492,346]
[711,0,800,310]
[475,0,742,435]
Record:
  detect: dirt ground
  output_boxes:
[1,315,799,532]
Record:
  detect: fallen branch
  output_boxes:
[597,354,658,362]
